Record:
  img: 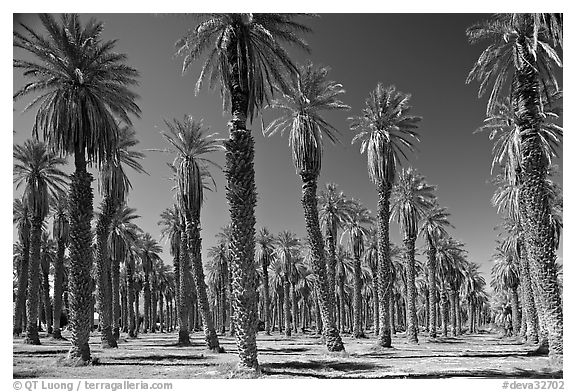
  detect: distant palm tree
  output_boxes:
[334,245,353,333]
[318,183,353,322]
[14,14,140,363]
[40,232,57,335]
[255,227,275,335]
[350,83,422,347]
[391,168,435,343]
[466,13,563,357]
[274,231,301,337]
[14,139,67,344]
[491,244,521,336]
[176,13,312,369]
[158,116,223,352]
[340,200,373,338]
[109,205,141,338]
[363,227,379,335]
[50,192,69,339]
[13,198,31,336]
[137,233,162,335]
[265,62,350,352]
[419,203,451,339]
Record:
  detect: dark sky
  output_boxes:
[12,13,563,281]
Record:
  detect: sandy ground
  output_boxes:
[13,329,563,379]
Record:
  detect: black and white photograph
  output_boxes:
[10,7,566,386]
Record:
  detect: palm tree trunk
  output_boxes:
[14,221,30,336]
[519,241,538,344]
[66,152,94,362]
[456,299,462,335]
[112,257,121,339]
[315,291,322,334]
[300,172,344,352]
[353,252,364,338]
[41,256,53,334]
[338,277,345,332]
[52,239,65,339]
[376,181,393,347]
[178,230,190,345]
[159,290,164,333]
[390,292,396,334]
[441,284,449,337]
[325,227,338,322]
[127,257,136,338]
[262,259,271,335]
[95,197,117,348]
[283,278,291,337]
[121,286,128,333]
[25,216,43,345]
[186,215,221,351]
[450,289,457,337]
[291,282,298,334]
[515,56,563,357]
[372,265,379,336]
[224,106,259,368]
[151,287,157,332]
[427,246,437,338]
[511,286,521,336]
[143,273,150,333]
[404,236,418,343]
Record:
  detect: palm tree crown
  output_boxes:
[176,14,312,122]
[14,13,141,164]
[265,62,350,176]
[350,84,422,185]
[13,139,68,219]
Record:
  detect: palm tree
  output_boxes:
[176,14,312,370]
[461,262,488,334]
[491,244,521,336]
[318,183,353,323]
[14,139,67,344]
[255,227,275,335]
[13,198,31,336]
[265,62,350,352]
[158,205,183,332]
[363,227,379,335]
[340,200,373,338]
[274,231,301,337]
[391,168,435,343]
[14,14,140,363]
[40,232,57,335]
[50,192,69,340]
[137,233,162,335]
[333,245,353,333]
[109,204,141,338]
[158,116,223,352]
[466,13,563,357]
[349,83,422,347]
[94,126,145,346]
[418,203,452,339]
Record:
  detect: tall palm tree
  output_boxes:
[318,183,353,322]
[176,14,312,370]
[13,198,31,336]
[207,243,230,334]
[255,227,275,335]
[350,83,422,347]
[340,200,373,338]
[14,14,140,363]
[418,203,451,339]
[391,168,435,343]
[334,245,353,332]
[50,192,69,339]
[466,13,563,357]
[14,139,67,344]
[158,115,223,352]
[95,125,146,346]
[265,62,350,352]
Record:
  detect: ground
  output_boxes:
[13,329,563,379]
